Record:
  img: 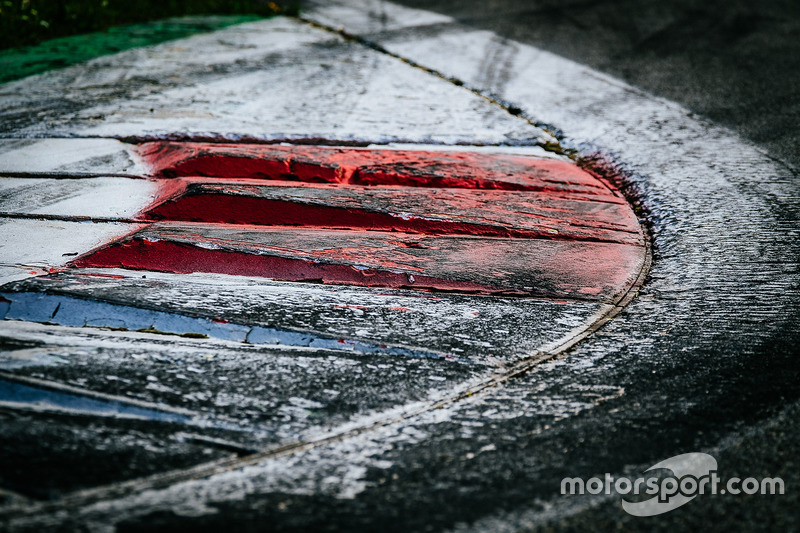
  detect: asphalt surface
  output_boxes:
[380,0,800,530]
[0,1,798,531]
[392,0,800,170]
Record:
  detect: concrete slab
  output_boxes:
[0,16,551,146]
[4,0,795,530]
[1,268,608,364]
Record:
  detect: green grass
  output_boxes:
[0,0,297,83]
[0,15,263,83]
[0,0,294,49]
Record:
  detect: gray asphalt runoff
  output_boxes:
[0,1,799,531]
[335,0,800,531]
[394,0,800,171]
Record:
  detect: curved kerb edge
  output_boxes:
[0,157,653,519]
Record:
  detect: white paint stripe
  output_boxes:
[0,138,147,175]
[0,177,158,219]
[0,218,142,284]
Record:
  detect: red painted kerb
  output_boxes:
[74,142,645,300]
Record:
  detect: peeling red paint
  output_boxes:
[143,180,642,245]
[72,224,644,301]
[137,142,622,199]
[70,143,647,300]
[145,193,614,242]
[73,239,519,295]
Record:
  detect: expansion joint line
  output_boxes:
[295,15,575,158]
[0,215,652,522]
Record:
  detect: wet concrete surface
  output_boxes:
[389,0,800,171]
[1,269,607,363]
[295,1,800,531]
[0,318,490,435]
[0,16,550,145]
[0,407,233,500]
[69,318,800,532]
[1,2,799,531]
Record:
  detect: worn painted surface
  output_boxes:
[0,16,552,145]
[0,218,142,284]
[137,143,639,245]
[145,180,638,240]
[0,177,158,219]
[1,268,605,364]
[69,143,644,300]
[138,142,609,195]
[0,139,561,176]
[8,1,797,530]
[0,320,487,499]
[0,8,655,528]
[0,139,146,176]
[74,223,643,301]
